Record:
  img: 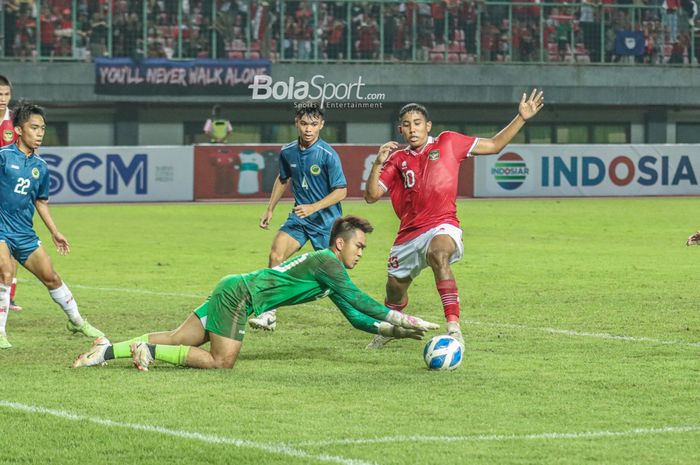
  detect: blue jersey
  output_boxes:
[279,138,346,233]
[0,144,50,235]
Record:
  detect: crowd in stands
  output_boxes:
[2,0,699,64]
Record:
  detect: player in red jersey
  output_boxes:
[364,89,544,348]
[0,75,23,312]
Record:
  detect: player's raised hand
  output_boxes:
[519,88,544,121]
[259,209,273,229]
[686,231,700,246]
[52,232,70,255]
[375,141,399,166]
[377,322,426,340]
[293,204,316,219]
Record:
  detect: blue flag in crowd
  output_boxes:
[615,31,645,56]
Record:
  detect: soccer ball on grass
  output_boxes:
[423,335,463,371]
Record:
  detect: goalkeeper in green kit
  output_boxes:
[72,216,439,371]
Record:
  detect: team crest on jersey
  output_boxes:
[309,164,321,175]
[428,149,440,161]
[401,161,407,170]
[31,167,40,179]
[3,130,13,142]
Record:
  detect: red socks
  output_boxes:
[436,279,460,322]
[385,299,408,313]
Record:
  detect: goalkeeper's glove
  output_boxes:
[377,322,425,340]
[385,310,440,332]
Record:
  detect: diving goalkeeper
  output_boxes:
[72,215,439,371]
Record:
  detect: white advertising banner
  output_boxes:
[474,145,700,197]
[38,146,194,203]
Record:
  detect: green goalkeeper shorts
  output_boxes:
[193,275,251,341]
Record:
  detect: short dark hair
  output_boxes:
[398,103,429,122]
[330,215,374,245]
[0,75,11,88]
[295,100,324,120]
[12,101,46,128]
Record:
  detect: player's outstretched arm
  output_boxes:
[329,294,429,340]
[34,199,70,255]
[260,176,289,229]
[473,88,544,155]
[687,231,700,246]
[364,141,398,203]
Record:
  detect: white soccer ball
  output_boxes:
[423,335,463,371]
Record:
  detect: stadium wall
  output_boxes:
[5,62,700,145]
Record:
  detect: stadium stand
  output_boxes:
[1,0,698,65]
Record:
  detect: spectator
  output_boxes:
[4,1,19,57]
[580,0,602,62]
[555,15,573,62]
[75,11,91,60]
[460,0,478,56]
[14,6,36,60]
[664,0,681,42]
[204,105,233,144]
[327,17,345,60]
[39,4,57,59]
[89,11,108,58]
[356,15,378,60]
[432,1,446,45]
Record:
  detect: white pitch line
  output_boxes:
[18,279,202,299]
[0,400,375,465]
[18,280,700,347]
[295,425,700,447]
[69,283,202,299]
[461,320,700,348]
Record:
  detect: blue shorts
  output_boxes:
[279,218,331,251]
[0,230,41,264]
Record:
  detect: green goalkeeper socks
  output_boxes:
[111,334,150,360]
[154,344,190,366]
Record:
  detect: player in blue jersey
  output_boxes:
[0,102,104,349]
[252,102,347,331]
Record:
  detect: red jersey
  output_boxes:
[0,110,17,147]
[378,131,478,245]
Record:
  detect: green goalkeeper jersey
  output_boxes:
[239,249,389,333]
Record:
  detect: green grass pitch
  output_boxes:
[1,198,698,465]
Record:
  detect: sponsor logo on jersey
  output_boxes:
[310,164,321,175]
[428,149,440,161]
[10,164,19,169]
[31,167,40,179]
[491,152,528,190]
[3,130,14,142]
